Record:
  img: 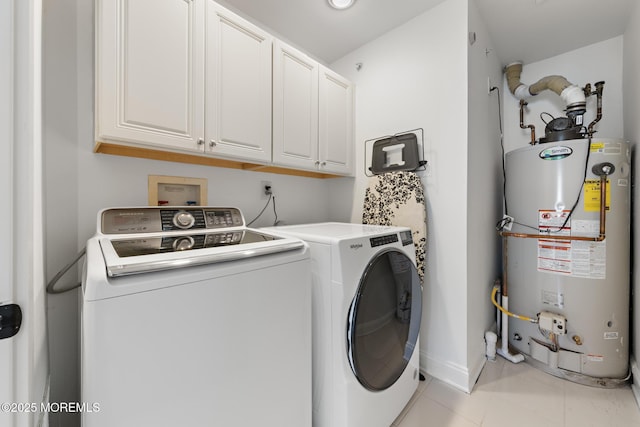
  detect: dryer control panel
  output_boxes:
[369,234,399,247]
[101,207,244,235]
[369,230,414,248]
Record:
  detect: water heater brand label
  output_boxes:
[539,146,573,160]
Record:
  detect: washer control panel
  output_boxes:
[101,207,244,235]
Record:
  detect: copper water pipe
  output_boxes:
[519,100,536,145]
[501,237,508,298]
[500,174,608,242]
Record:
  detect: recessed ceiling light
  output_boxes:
[327,0,356,10]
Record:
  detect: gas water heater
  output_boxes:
[497,63,631,387]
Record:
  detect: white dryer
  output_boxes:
[81,207,312,427]
[265,222,422,427]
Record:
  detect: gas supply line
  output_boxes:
[490,285,537,324]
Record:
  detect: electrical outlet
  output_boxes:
[261,181,272,199]
[487,77,492,95]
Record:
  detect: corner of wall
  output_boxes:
[421,351,483,393]
[467,0,503,389]
[623,0,640,404]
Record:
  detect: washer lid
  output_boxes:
[100,229,304,277]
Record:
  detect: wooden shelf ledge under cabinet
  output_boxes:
[94,141,340,179]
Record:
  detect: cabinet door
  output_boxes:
[96,0,204,152]
[319,66,354,175]
[205,2,272,162]
[272,41,319,171]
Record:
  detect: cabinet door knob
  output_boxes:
[209,140,217,147]
[320,161,327,167]
[197,138,204,145]
[314,160,320,166]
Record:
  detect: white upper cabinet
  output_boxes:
[96,0,272,162]
[272,40,319,171]
[96,0,352,175]
[273,41,353,175]
[205,2,272,162]
[96,0,205,152]
[319,65,353,175]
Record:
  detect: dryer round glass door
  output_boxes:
[346,248,422,391]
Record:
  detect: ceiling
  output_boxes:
[476,0,634,65]
[217,0,635,66]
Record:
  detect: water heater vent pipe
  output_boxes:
[505,62,586,117]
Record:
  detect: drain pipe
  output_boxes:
[497,237,525,363]
[505,62,586,118]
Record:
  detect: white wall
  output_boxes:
[332,0,488,392]
[43,0,82,426]
[466,0,503,390]
[43,2,344,426]
[623,0,640,407]
[75,155,339,242]
[503,36,625,153]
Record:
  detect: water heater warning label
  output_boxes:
[537,211,606,279]
[583,179,610,212]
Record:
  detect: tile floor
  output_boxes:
[392,357,640,427]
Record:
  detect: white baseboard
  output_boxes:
[467,350,487,391]
[420,351,486,393]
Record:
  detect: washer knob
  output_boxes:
[173,210,195,229]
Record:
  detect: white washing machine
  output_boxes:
[264,222,422,427]
[81,207,312,427]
